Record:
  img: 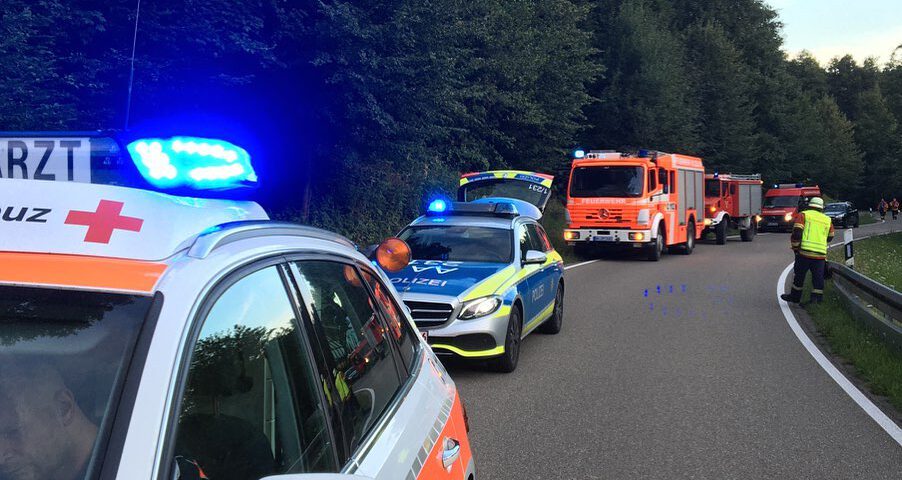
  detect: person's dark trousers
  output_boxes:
[783,254,825,303]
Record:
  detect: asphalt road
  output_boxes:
[448,220,902,479]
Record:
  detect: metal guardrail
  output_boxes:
[827,261,902,353]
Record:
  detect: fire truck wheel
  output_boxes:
[740,221,756,242]
[492,306,522,373]
[647,230,664,261]
[678,221,695,254]
[539,284,564,334]
[715,220,727,245]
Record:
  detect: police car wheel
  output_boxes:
[492,307,522,373]
[539,284,564,334]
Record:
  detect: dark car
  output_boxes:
[824,202,859,228]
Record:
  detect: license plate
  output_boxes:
[0,137,91,182]
[767,222,778,227]
[591,235,613,242]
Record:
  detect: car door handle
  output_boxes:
[441,437,461,469]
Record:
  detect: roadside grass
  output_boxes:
[859,212,878,225]
[801,281,902,411]
[827,232,902,290]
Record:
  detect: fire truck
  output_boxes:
[703,173,763,244]
[563,150,705,261]
[760,183,822,231]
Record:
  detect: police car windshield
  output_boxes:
[0,286,151,480]
[461,181,547,207]
[400,225,513,263]
[764,195,799,208]
[569,166,644,198]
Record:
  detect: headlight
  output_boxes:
[784,212,794,222]
[458,296,502,320]
[564,231,580,240]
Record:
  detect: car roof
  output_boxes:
[0,178,357,293]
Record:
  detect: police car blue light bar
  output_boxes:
[428,198,449,213]
[126,137,258,190]
[573,149,586,159]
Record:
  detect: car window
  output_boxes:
[290,260,403,457]
[172,266,337,480]
[524,223,546,253]
[361,270,418,371]
[0,286,151,480]
[534,224,553,252]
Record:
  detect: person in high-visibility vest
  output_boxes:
[781,197,835,304]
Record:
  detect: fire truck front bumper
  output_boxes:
[564,228,653,246]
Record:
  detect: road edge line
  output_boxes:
[777,263,902,445]
[564,259,599,271]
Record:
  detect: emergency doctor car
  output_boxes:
[0,133,475,480]
[388,171,565,373]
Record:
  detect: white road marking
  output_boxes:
[776,263,902,445]
[565,259,599,270]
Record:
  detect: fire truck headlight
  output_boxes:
[637,209,650,225]
[784,212,794,222]
[564,231,580,240]
[629,232,645,241]
[704,218,712,226]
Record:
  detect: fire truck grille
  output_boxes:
[404,301,454,328]
[570,206,638,226]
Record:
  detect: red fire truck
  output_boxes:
[703,173,763,244]
[563,150,705,261]
[760,183,822,231]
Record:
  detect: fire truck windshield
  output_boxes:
[705,179,721,197]
[0,286,151,480]
[764,195,799,208]
[569,166,644,198]
[400,225,514,263]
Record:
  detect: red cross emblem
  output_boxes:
[65,200,144,244]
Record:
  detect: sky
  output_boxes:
[766,0,902,65]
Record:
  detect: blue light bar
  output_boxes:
[573,149,586,159]
[428,198,449,213]
[126,137,257,190]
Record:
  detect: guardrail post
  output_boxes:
[844,229,854,269]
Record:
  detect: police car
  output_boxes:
[388,171,565,373]
[0,134,475,480]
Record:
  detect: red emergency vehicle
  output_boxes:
[760,183,822,231]
[703,173,763,244]
[563,150,706,261]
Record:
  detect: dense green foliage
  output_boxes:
[1,0,900,242]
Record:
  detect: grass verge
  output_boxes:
[801,281,902,411]
[827,232,902,290]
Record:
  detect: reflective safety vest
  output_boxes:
[800,209,831,256]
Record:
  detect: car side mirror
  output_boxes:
[522,250,547,265]
[259,475,375,480]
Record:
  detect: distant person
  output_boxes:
[0,361,98,480]
[781,197,834,304]
[892,198,900,220]
[878,198,888,221]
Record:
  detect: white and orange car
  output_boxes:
[0,134,475,480]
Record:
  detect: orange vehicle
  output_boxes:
[760,183,822,231]
[563,149,706,261]
[703,173,763,244]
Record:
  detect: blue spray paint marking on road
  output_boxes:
[644,289,649,298]
[649,303,654,311]
[656,285,661,295]
[681,284,687,293]
[669,285,674,294]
